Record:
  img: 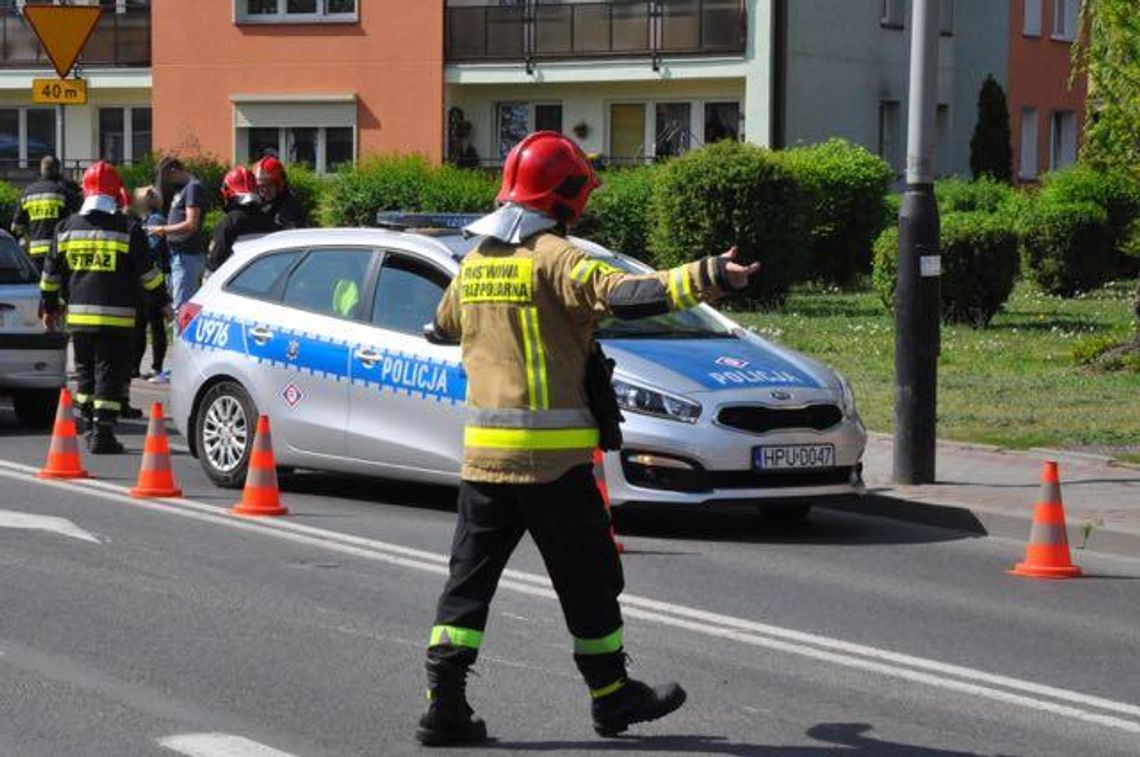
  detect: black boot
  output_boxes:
[87,423,125,455]
[416,649,487,747]
[120,403,144,420]
[576,650,686,737]
[76,411,93,434]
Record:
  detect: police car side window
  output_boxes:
[371,254,449,336]
[282,248,373,320]
[226,250,303,300]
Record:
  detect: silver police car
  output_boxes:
[170,218,866,518]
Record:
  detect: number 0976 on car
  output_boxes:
[754,443,836,471]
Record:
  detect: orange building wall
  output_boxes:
[1007,0,1087,182]
[152,1,443,162]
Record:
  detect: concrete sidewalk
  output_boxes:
[846,433,1140,558]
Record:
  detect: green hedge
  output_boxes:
[1021,200,1115,296]
[577,165,657,262]
[649,141,808,304]
[873,211,1020,328]
[320,154,497,227]
[1037,165,1140,276]
[777,138,892,286]
[935,176,1015,214]
[0,180,21,230]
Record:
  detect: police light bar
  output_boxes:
[374,212,484,231]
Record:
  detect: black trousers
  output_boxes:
[133,303,167,375]
[432,464,624,651]
[73,330,133,424]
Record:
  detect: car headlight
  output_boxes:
[612,378,701,424]
[836,373,860,420]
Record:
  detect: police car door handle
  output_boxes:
[354,348,379,368]
[249,327,273,344]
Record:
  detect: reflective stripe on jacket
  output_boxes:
[436,232,727,484]
[39,211,168,332]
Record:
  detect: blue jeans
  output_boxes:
[169,249,204,322]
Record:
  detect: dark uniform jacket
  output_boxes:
[265,190,307,230]
[208,205,277,271]
[39,210,167,332]
[13,178,77,261]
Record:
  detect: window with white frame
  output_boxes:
[235,0,357,24]
[881,0,904,29]
[1023,0,1042,36]
[496,102,563,159]
[1051,0,1078,41]
[607,100,741,165]
[1019,107,1038,180]
[234,97,356,172]
[97,106,151,164]
[1050,110,1077,169]
[0,107,56,167]
[878,100,903,177]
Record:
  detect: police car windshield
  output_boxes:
[593,254,733,340]
[0,236,36,285]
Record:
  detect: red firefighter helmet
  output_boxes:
[221,165,259,205]
[254,155,287,191]
[82,161,124,200]
[497,131,599,225]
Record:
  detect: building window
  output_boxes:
[655,102,692,159]
[939,0,954,35]
[496,102,563,158]
[1023,0,1042,36]
[881,0,904,29]
[97,106,152,164]
[1051,0,1077,41]
[240,126,355,173]
[0,108,57,168]
[935,104,950,176]
[1019,107,1039,180]
[704,102,742,143]
[1050,110,1077,169]
[235,0,357,24]
[878,100,903,177]
[609,103,647,165]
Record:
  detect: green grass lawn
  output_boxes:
[733,280,1140,453]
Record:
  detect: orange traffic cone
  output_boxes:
[130,402,182,498]
[231,415,288,517]
[1010,461,1082,579]
[37,388,89,479]
[592,448,624,554]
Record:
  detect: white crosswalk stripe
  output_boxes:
[158,733,299,757]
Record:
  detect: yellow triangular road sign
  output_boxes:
[23,6,102,80]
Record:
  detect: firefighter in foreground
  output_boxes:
[39,162,169,453]
[417,131,760,746]
[12,155,77,272]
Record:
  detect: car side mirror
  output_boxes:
[423,322,458,346]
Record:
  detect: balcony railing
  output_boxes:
[0,2,151,70]
[446,1,746,64]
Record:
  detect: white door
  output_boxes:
[344,251,465,476]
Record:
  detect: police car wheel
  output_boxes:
[195,380,257,489]
[12,388,58,429]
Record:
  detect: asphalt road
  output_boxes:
[1,404,1139,757]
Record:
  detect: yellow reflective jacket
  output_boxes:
[436,232,729,484]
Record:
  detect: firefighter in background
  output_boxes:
[12,155,78,272]
[254,156,307,230]
[39,162,170,453]
[207,166,276,272]
[417,131,759,746]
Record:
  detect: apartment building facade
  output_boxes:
[0,0,151,180]
[1008,0,1086,183]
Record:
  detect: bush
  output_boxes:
[1037,165,1140,275]
[320,154,497,227]
[1021,200,1115,296]
[968,75,1013,183]
[935,176,1014,214]
[776,138,892,286]
[281,164,326,227]
[577,165,657,261]
[873,211,1020,327]
[0,180,21,230]
[649,141,808,304]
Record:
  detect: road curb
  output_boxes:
[823,492,1140,560]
